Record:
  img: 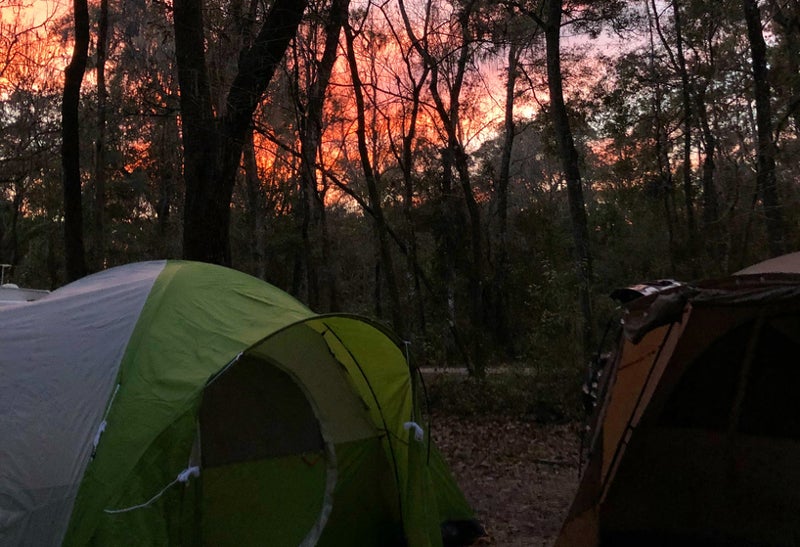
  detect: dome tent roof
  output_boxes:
[1,261,477,546]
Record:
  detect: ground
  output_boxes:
[432,413,581,546]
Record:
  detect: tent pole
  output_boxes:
[727,314,766,435]
[600,322,675,502]
[321,325,406,523]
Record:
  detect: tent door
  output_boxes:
[198,355,329,546]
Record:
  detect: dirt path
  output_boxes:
[432,414,581,546]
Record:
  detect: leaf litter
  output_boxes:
[432,413,581,546]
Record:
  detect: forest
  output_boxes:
[2,0,799,378]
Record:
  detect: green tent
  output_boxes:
[0,261,480,546]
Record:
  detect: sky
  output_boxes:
[2,0,65,25]
[1,0,627,151]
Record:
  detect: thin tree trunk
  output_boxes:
[452,4,485,374]
[772,4,800,135]
[742,0,785,256]
[697,85,721,253]
[494,39,521,355]
[437,146,462,365]
[5,185,23,265]
[61,0,89,281]
[156,117,177,242]
[543,0,594,356]
[318,176,338,311]
[672,0,697,249]
[398,0,484,374]
[293,34,317,306]
[92,0,109,270]
[0,197,5,263]
[344,22,406,338]
[243,132,266,279]
[297,0,350,308]
[649,0,679,271]
[399,62,429,337]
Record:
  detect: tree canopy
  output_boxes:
[2,0,799,373]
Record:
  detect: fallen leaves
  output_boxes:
[432,413,581,546]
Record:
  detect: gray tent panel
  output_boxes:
[0,261,164,546]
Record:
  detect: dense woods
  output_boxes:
[2,0,799,375]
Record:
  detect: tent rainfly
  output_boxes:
[557,252,800,546]
[0,261,482,547]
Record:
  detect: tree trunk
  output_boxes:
[649,0,679,271]
[772,4,800,135]
[92,0,109,270]
[242,132,266,279]
[318,177,339,312]
[436,146,462,365]
[451,4,486,375]
[399,59,430,338]
[493,39,521,355]
[3,186,23,266]
[156,117,178,244]
[696,85,721,255]
[742,0,785,256]
[398,0,484,374]
[543,0,594,356]
[344,22,406,338]
[174,0,308,265]
[61,0,89,281]
[672,0,697,249]
[297,0,350,309]
[173,0,220,260]
[398,54,430,337]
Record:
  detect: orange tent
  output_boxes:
[557,253,800,546]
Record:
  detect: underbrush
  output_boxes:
[420,365,585,423]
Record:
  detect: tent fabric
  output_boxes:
[0,261,165,546]
[247,325,377,445]
[556,253,800,546]
[63,260,318,547]
[0,260,477,547]
[734,250,800,275]
[0,286,49,306]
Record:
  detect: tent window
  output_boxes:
[659,323,749,430]
[200,355,324,467]
[737,319,800,439]
[660,316,800,439]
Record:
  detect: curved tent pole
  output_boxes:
[600,322,676,503]
[319,323,406,528]
[727,313,766,435]
[400,338,433,464]
[200,349,339,546]
[269,355,339,547]
[201,312,413,531]
[410,363,433,465]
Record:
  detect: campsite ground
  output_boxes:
[432,414,580,546]
[427,370,583,546]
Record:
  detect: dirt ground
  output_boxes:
[432,413,582,546]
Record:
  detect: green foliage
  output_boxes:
[423,365,584,422]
